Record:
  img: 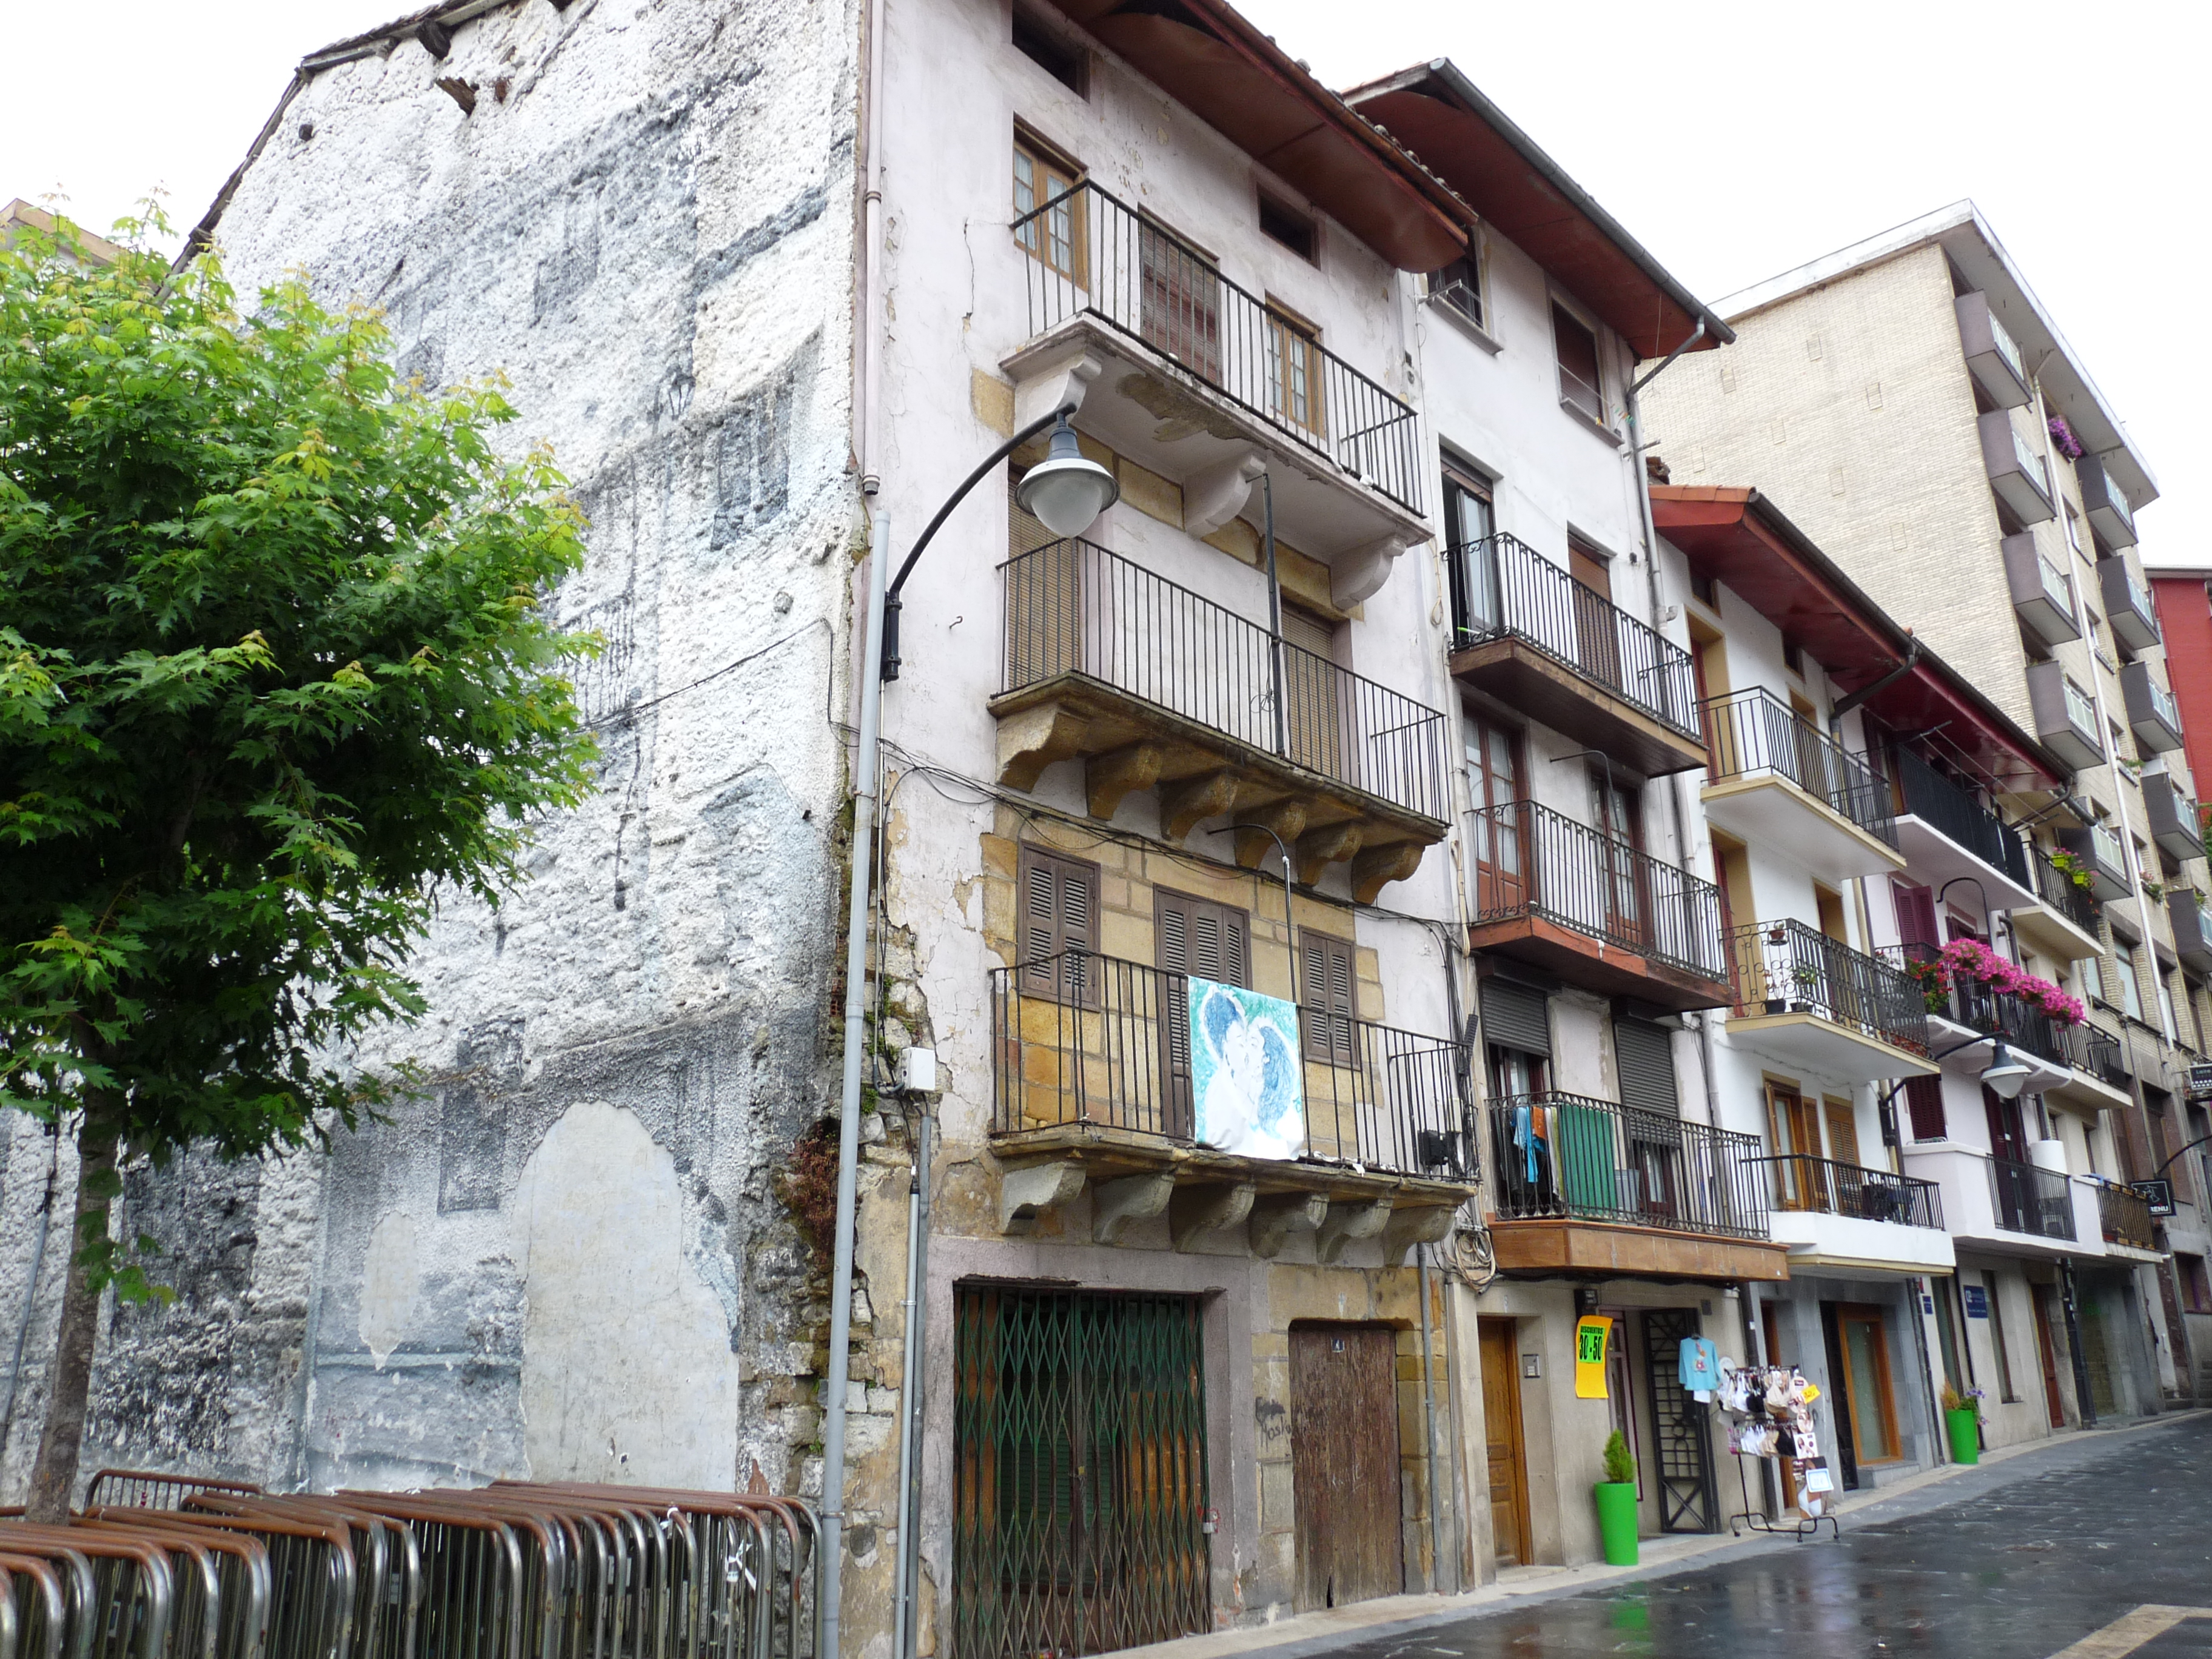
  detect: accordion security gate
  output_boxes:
[954,1287,1211,1659]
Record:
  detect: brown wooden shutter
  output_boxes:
[1301,930,1358,1065]
[1017,845,1101,1001]
[1157,890,1250,1139]
[1005,466,1083,690]
[1903,1074,1946,1142]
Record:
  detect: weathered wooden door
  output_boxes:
[1476,1320,1531,1566]
[1288,1324,1403,1609]
[2032,1287,2066,1428]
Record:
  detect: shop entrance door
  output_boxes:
[1639,1309,1717,1532]
[2032,1287,2067,1428]
[1289,1324,1404,1609]
[1476,1320,1532,1566]
[951,1285,1212,1659]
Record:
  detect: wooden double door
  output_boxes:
[1289,1324,1404,1609]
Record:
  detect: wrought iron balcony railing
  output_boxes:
[1891,746,2029,885]
[1749,1154,1943,1229]
[2032,843,2103,934]
[991,950,1473,1182]
[1012,181,1423,513]
[1485,1091,1769,1239]
[1704,688,1898,847]
[1466,799,1730,983]
[1883,942,2071,1068]
[1002,538,1449,822]
[1447,532,1701,739]
[1731,919,1930,1054]
[2066,1019,2128,1087]
[2098,1181,2156,1251]
[1991,1156,2076,1240]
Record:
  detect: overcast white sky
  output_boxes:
[7,0,2204,561]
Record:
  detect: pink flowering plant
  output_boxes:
[1934,937,2086,1026]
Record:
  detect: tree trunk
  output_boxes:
[24,1131,116,1523]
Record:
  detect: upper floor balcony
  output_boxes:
[2025,660,2105,773]
[1447,534,1708,777]
[990,948,1474,1255]
[2045,1016,2133,1117]
[2057,819,2132,903]
[1728,918,1935,1082]
[1978,410,2055,525]
[2013,842,2106,962]
[2097,1179,2159,1257]
[2001,532,2080,648]
[1466,799,1733,1013]
[1991,1156,2081,1244]
[1886,745,2035,908]
[2077,452,2139,551]
[2100,556,2161,652]
[1955,292,2032,411]
[1756,1153,1954,1275]
[1483,1091,1785,1281]
[1005,182,1426,603]
[1700,688,1902,884]
[2121,660,2185,754]
[993,538,1447,902]
[2142,769,2203,864]
[1903,1145,2101,1259]
[2171,889,2212,975]
[1887,942,2073,1091]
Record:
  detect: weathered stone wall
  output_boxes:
[0,0,865,1503]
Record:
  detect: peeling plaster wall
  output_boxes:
[0,0,864,1503]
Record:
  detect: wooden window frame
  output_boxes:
[1835,1303,1903,1465]
[1264,298,1326,437]
[1015,843,1102,1005]
[1550,300,1604,426]
[1012,129,1086,283]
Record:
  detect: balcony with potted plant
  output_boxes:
[2013,842,2106,963]
[1726,918,1937,1082]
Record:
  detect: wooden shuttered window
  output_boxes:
[1903,1074,1946,1142]
[1017,845,1101,1002]
[1158,890,1249,1138]
[1301,930,1358,1065]
[1613,1017,1678,1118]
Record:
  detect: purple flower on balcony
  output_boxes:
[2048,415,2085,460]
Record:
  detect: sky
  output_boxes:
[6,0,2204,561]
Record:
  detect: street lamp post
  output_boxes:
[820,408,1118,1659]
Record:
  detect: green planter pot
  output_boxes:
[1945,1406,1982,1465]
[1593,1481,1639,1566]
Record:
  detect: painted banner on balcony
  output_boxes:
[1188,977,1307,1159]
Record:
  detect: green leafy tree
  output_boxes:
[0,209,598,1518]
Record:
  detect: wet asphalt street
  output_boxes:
[1341,1413,2212,1658]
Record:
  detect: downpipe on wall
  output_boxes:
[891,1105,934,1659]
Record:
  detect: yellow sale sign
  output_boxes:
[1574,1315,1612,1400]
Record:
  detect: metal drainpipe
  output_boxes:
[891,1105,934,1659]
[1415,1245,1450,1594]
[889,1111,923,1659]
[856,0,887,495]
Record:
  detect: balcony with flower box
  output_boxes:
[1004,183,1429,605]
[993,538,1449,902]
[1701,687,1905,886]
[1727,919,1936,1082]
[2142,771,2204,864]
[1464,799,1734,1013]
[2122,661,2185,754]
[2057,822,2132,904]
[2001,532,2080,648]
[2077,452,2139,552]
[2100,557,2161,652]
[1483,1091,1787,1281]
[1446,534,1709,777]
[1891,939,2077,1095]
[1979,411,2056,525]
[989,949,1476,1253]
[2013,843,2106,962]
[2024,662,2104,772]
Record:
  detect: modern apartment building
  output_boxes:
[1643,204,2207,1422]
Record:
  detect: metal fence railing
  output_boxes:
[1991,1156,2076,1241]
[1002,537,1449,823]
[1484,1091,1769,1239]
[1,1480,820,1659]
[1890,746,2029,885]
[1011,181,1423,513]
[1746,1154,1943,1229]
[1704,688,1898,848]
[2069,1020,2128,1087]
[2099,1182,2156,1250]
[1466,799,1730,985]
[1731,919,1929,1055]
[2033,844,2103,934]
[991,950,1474,1181]
[1447,534,1702,740]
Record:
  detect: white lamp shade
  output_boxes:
[1980,1042,2033,1100]
[1017,453,1119,537]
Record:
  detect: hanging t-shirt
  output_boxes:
[1678,1335,1721,1394]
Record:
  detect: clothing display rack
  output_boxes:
[1714,1359,1842,1543]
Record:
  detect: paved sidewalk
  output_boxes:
[1104,1409,2212,1659]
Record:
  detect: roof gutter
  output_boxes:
[1829,634,1922,720]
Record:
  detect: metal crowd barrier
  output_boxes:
[0,1477,817,1659]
